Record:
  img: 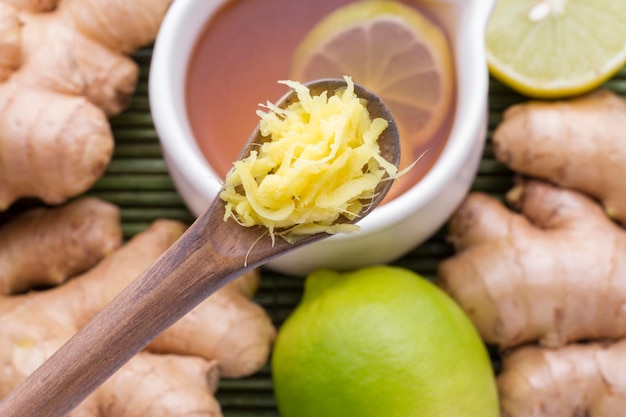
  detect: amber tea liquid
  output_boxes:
[186,0,454,201]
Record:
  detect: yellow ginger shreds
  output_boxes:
[220,76,396,243]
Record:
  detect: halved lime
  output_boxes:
[486,0,626,98]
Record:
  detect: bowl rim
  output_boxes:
[149,0,225,196]
[149,0,493,240]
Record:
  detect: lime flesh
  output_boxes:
[486,0,626,98]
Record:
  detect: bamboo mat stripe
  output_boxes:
[87,48,626,416]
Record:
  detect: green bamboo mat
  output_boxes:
[88,48,626,416]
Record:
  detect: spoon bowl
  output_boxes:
[0,78,399,417]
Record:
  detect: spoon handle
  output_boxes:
[0,208,255,417]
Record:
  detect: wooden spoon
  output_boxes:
[0,78,400,417]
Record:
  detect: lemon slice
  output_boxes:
[486,0,626,98]
[290,0,454,195]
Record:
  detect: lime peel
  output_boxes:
[272,265,500,417]
[219,76,397,243]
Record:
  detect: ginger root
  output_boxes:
[440,89,626,416]
[10,354,222,417]
[0,3,20,80]
[0,197,122,294]
[498,340,626,417]
[80,353,223,417]
[0,206,276,414]
[493,89,626,224]
[1,0,56,13]
[437,180,626,349]
[0,0,172,210]
[149,272,276,378]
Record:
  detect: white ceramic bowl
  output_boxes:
[150,0,495,276]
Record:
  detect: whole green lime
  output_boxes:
[271,266,498,417]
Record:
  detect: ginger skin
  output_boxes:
[437,180,626,349]
[493,89,626,224]
[0,3,20,81]
[0,0,172,210]
[1,0,56,13]
[0,197,122,294]
[498,340,626,417]
[150,271,276,378]
[80,353,223,417]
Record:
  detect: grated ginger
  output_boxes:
[219,76,397,243]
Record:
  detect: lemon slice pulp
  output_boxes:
[486,0,626,98]
[290,0,455,200]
